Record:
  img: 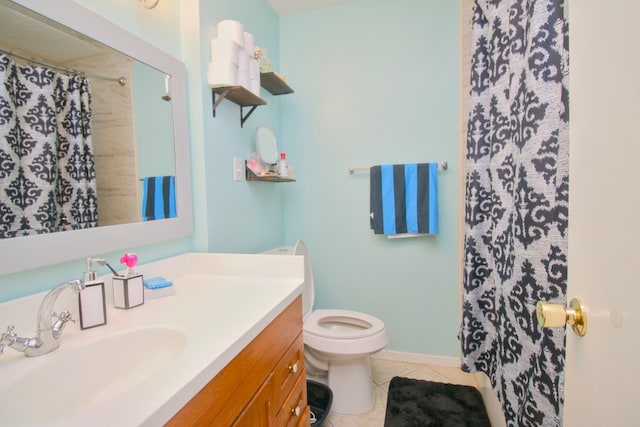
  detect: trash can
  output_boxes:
[307,380,333,426]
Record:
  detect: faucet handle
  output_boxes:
[0,325,17,354]
[52,310,75,323]
[3,325,16,339]
[51,310,76,340]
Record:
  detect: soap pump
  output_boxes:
[78,258,107,329]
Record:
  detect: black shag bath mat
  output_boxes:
[384,376,491,427]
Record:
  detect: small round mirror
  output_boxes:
[256,127,278,165]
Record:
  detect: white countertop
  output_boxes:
[0,252,304,426]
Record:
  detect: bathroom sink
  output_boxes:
[0,327,186,426]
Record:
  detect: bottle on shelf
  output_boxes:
[278,152,288,177]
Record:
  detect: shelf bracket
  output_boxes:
[211,87,265,127]
[240,105,259,128]
[212,89,230,118]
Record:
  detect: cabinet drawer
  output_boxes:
[277,371,308,427]
[294,405,310,427]
[273,333,305,411]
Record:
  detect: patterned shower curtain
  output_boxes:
[0,53,98,238]
[459,1,569,426]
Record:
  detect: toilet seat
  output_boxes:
[304,309,385,339]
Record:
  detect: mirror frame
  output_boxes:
[0,0,193,275]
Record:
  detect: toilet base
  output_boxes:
[327,356,375,415]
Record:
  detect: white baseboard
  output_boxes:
[371,350,461,368]
[473,372,507,427]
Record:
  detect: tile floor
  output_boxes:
[318,357,478,427]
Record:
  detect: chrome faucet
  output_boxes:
[0,279,85,357]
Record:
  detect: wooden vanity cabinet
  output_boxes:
[166,296,309,427]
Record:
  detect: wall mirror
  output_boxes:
[256,126,278,165]
[0,0,192,275]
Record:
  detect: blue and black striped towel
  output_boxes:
[142,176,176,221]
[370,163,438,235]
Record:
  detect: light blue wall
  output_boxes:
[133,62,175,178]
[0,0,462,359]
[75,0,183,58]
[279,0,460,356]
[196,0,287,254]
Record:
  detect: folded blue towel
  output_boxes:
[370,163,439,235]
[142,176,176,221]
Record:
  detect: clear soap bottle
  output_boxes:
[278,152,288,177]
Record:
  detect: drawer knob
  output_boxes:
[291,406,301,417]
[288,361,298,374]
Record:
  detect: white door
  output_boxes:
[564,0,640,425]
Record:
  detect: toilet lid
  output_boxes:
[293,240,314,319]
[304,309,385,339]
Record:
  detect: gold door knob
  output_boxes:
[536,298,587,336]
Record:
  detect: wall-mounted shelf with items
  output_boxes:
[211,86,266,127]
[260,72,294,95]
[246,163,295,182]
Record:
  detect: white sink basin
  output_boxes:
[0,327,186,426]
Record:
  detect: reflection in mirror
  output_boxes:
[0,0,192,275]
[0,0,175,233]
[256,126,278,165]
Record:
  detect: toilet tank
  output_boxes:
[262,241,314,319]
[262,246,295,255]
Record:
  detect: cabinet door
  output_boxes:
[277,373,309,427]
[232,374,275,427]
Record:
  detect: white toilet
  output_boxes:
[266,240,389,415]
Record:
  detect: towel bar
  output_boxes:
[348,161,448,175]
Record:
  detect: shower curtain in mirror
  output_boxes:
[0,53,98,238]
[459,1,569,426]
